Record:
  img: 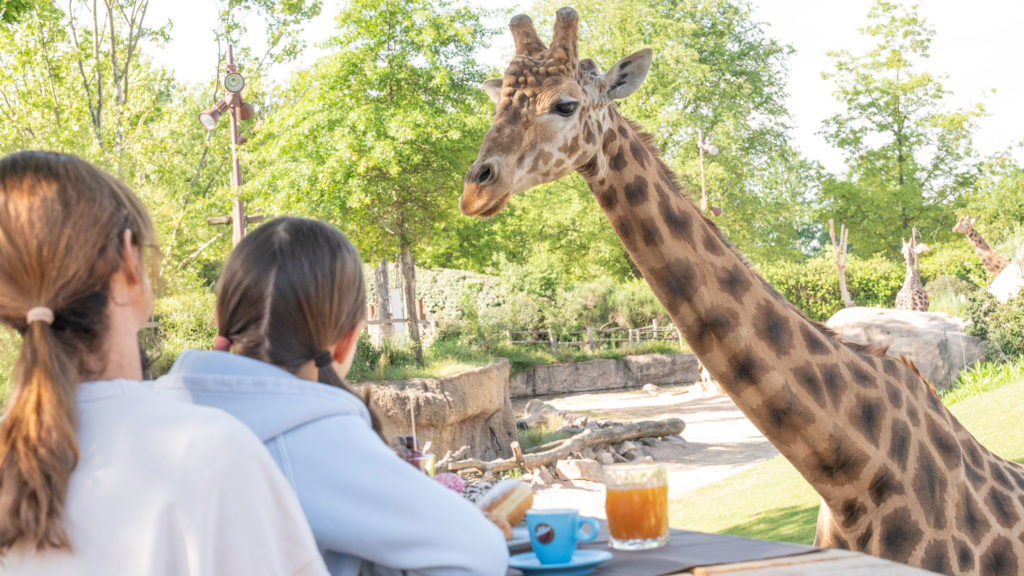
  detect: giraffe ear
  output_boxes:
[603,48,653,100]
[915,243,930,254]
[482,79,503,104]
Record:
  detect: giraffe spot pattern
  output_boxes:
[716,264,752,303]
[1012,466,1024,490]
[558,137,580,158]
[731,351,762,386]
[854,523,874,552]
[906,403,920,428]
[815,438,869,485]
[953,537,976,573]
[618,125,630,139]
[692,311,736,353]
[657,191,695,246]
[927,416,962,471]
[763,389,815,434]
[800,324,831,356]
[885,383,903,409]
[985,487,1020,529]
[848,363,875,389]
[879,507,924,562]
[648,258,701,304]
[979,536,1018,576]
[889,419,911,472]
[882,358,902,378]
[914,448,949,530]
[583,122,596,145]
[830,528,850,549]
[595,185,618,210]
[601,128,617,152]
[868,466,905,506]
[624,175,649,206]
[629,139,648,169]
[639,217,663,247]
[958,486,993,541]
[839,498,867,528]
[756,302,793,357]
[850,396,883,445]
[921,540,952,574]
[820,364,845,411]
[701,229,725,256]
[990,460,1014,490]
[793,364,826,408]
[613,217,635,249]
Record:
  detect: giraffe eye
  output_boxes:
[552,101,578,117]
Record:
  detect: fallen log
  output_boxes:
[445,418,685,478]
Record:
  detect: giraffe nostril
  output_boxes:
[475,164,494,185]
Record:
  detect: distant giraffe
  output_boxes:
[954,215,1009,276]
[460,9,1024,574]
[895,233,930,312]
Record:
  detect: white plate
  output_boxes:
[509,526,531,552]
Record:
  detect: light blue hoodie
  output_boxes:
[153,350,509,576]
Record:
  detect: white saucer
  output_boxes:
[508,549,613,576]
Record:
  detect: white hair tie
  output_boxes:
[26,307,54,326]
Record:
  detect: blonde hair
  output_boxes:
[0,151,156,552]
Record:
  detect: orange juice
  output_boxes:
[605,484,669,540]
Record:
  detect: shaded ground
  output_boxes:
[513,384,779,518]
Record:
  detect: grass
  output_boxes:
[669,361,1024,544]
[491,339,686,375]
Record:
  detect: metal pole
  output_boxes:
[227,46,245,247]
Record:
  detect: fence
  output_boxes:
[505,319,681,354]
[366,317,438,347]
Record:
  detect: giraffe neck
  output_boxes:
[573,111,1020,562]
[904,261,923,287]
[965,229,1009,275]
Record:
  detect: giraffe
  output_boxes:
[460,9,1024,574]
[895,233,930,312]
[954,215,1010,277]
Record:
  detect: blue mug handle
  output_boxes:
[576,516,600,543]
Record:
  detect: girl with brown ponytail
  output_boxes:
[154,217,509,576]
[0,152,328,575]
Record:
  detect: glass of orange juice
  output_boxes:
[603,462,668,550]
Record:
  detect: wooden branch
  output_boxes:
[446,419,685,477]
[176,233,222,271]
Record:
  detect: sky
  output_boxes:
[145,0,1024,174]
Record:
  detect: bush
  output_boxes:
[148,277,217,377]
[966,291,1024,363]
[756,254,903,321]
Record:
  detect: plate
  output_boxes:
[508,526,531,552]
[508,549,613,576]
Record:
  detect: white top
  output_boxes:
[0,379,328,576]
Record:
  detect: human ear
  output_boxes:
[119,229,144,286]
[331,320,366,377]
[603,48,653,100]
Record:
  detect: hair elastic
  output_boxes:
[213,335,232,352]
[313,350,333,368]
[26,307,54,326]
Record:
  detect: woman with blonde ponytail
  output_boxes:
[0,152,328,575]
[154,217,509,576]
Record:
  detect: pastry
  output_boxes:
[474,478,534,527]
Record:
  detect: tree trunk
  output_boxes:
[374,259,393,339]
[399,244,423,365]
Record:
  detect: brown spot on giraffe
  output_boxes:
[460,8,1024,573]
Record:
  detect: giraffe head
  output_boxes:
[459,7,653,217]
[952,214,974,234]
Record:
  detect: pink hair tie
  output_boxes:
[213,335,232,352]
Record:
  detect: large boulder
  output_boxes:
[352,359,516,460]
[826,307,984,391]
[509,353,700,398]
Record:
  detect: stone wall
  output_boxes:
[509,353,700,398]
[352,359,516,460]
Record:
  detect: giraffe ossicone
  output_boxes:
[463,8,1024,575]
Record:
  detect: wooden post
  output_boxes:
[652,318,659,339]
[415,298,425,321]
[586,326,595,353]
[829,219,855,308]
[547,327,558,354]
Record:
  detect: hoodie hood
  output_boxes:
[153,350,371,442]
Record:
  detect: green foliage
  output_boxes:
[347,334,497,383]
[966,292,1024,363]
[756,254,902,321]
[941,358,1024,406]
[517,425,573,451]
[0,328,18,406]
[148,276,217,377]
[962,151,1024,238]
[818,0,983,255]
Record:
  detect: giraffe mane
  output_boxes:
[620,117,933,391]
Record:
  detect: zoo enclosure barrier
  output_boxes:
[504,319,680,354]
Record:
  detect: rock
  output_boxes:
[556,459,605,482]
[639,437,657,447]
[521,399,563,430]
[509,353,700,398]
[623,447,650,462]
[990,260,1024,303]
[532,466,556,486]
[612,452,628,463]
[580,447,596,460]
[661,434,688,446]
[618,441,638,453]
[596,452,615,465]
[642,383,660,395]
[826,307,985,392]
[352,359,517,460]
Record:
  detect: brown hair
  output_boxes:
[0,151,156,552]
[215,217,379,431]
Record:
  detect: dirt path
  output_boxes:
[513,385,779,518]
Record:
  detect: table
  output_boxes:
[507,527,940,576]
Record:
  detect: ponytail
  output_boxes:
[0,320,79,552]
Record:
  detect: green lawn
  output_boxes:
[668,369,1024,544]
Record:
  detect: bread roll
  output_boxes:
[475,479,534,527]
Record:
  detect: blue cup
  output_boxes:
[526,509,600,564]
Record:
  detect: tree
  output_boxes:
[250,0,497,363]
[818,0,983,256]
